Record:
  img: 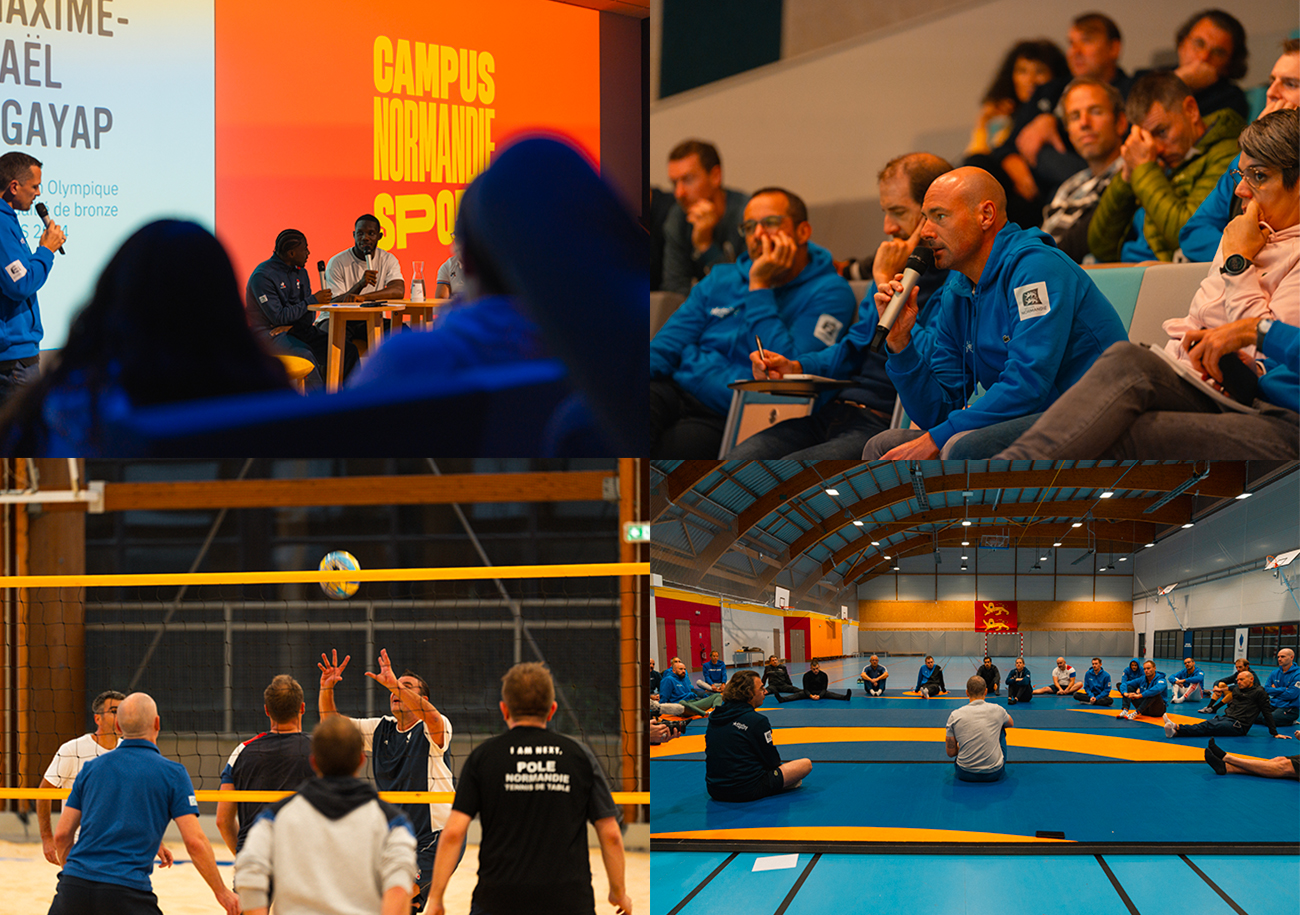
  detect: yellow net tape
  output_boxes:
[0,561,649,589]
[2,788,649,804]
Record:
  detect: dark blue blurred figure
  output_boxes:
[348,136,648,456]
[0,220,290,454]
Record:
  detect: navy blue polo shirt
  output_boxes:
[63,739,199,892]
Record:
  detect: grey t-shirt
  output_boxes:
[946,700,1011,771]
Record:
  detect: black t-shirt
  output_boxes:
[220,731,314,851]
[453,726,619,915]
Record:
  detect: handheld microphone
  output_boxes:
[870,246,934,353]
[317,259,328,290]
[33,203,64,254]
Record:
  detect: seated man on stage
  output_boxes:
[1164,669,1283,739]
[325,214,405,304]
[1076,657,1114,706]
[779,661,851,702]
[1006,657,1033,704]
[245,229,358,390]
[1203,732,1297,778]
[1118,660,1167,719]
[706,671,812,802]
[1170,657,1206,704]
[946,676,1014,782]
[1034,657,1078,695]
[915,656,947,698]
[860,655,890,696]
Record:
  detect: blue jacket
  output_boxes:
[1263,664,1300,710]
[884,224,1126,447]
[1177,153,1238,262]
[700,659,727,686]
[915,663,944,691]
[650,242,857,415]
[1259,321,1299,413]
[658,670,695,704]
[1082,667,1111,699]
[1171,665,1205,690]
[1006,666,1031,689]
[1134,670,1169,700]
[0,199,50,360]
[1119,660,1144,692]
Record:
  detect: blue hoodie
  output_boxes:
[658,669,696,704]
[884,223,1126,447]
[1119,659,1144,692]
[650,242,857,415]
[1135,667,1169,700]
[1082,666,1112,700]
[1259,321,1299,413]
[700,659,728,686]
[1171,665,1205,690]
[1263,663,1300,710]
[0,198,50,361]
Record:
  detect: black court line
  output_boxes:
[664,852,738,915]
[1180,855,1250,915]
[1095,855,1141,915]
[772,853,820,915]
[650,838,1300,857]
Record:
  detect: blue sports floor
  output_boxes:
[651,656,1299,912]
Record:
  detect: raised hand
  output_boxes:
[318,649,351,690]
[365,647,400,691]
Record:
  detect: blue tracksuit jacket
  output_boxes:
[884,223,1126,447]
[1082,667,1112,700]
[650,242,856,415]
[0,199,50,360]
[658,670,696,704]
[1263,664,1300,710]
[700,660,728,686]
[1119,660,1144,692]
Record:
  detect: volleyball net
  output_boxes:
[1,561,649,811]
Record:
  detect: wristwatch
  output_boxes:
[1256,316,1274,346]
[1220,254,1252,276]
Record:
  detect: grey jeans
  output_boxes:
[995,342,1299,459]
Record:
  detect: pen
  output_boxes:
[755,335,771,379]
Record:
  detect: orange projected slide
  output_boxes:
[215,0,600,286]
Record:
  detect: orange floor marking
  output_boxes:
[650,825,1073,843]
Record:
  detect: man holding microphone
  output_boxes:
[0,152,64,405]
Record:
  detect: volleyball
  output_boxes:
[319,551,360,599]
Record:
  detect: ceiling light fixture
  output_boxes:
[825,488,839,496]
[1100,491,1114,499]
[853,520,864,526]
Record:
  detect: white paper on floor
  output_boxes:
[752,854,800,872]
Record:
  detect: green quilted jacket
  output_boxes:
[1088,107,1245,262]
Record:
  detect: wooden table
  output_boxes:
[308,303,404,392]
[386,297,451,329]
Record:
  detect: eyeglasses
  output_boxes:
[739,215,788,237]
[1230,166,1273,189]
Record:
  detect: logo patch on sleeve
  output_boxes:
[813,313,844,346]
[1014,281,1050,320]
[188,795,197,807]
[258,294,268,304]
[5,259,27,283]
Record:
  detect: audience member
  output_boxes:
[1163,669,1280,738]
[657,658,721,719]
[946,676,1014,782]
[1202,734,1297,778]
[1076,658,1114,706]
[860,655,890,696]
[705,670,812,802]
[651,187,855,457]
[736,154,952,460]
[999,109,1299,459]
[1169,658,1206,704]
[1201,658,1250,712]
[1259,648,1299,727]
[1118,658,1144,696]
[0,220,290,455]
[661,140,747,296]
[1034,657,1078,695]
[779,661,851,702]
[1041,78,1128,262]
[1005,657,1032,704]
[966,40,1067,158]
[860,167,1126,458]
[0,151,62,407]
[694,650,728,697]
[1119,659,1167,719]
[1180,40,1300,261]
[761,655,803,702]
[976,657,1000,696]
[975,14,1132,229]
[1088,71,1244,263]
[1168,9,1250,121]
[915,656,947,699]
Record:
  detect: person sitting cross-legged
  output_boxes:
[1119,660,1168,719]
[705,671,812,802]
[1075,657,1114,706]
[860,655,890,697]
[946,676,1014,782]
[1170,657,1206,704]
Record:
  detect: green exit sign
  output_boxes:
[623,522,650,543]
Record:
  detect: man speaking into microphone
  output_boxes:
[319,214,406,344]
[861,166,1126,458]
[0,152,64,406]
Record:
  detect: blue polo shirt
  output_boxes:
[63,739,199,892]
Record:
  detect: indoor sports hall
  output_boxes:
[650,460,1298,914]
[0,458,650,913]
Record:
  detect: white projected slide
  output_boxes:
[1,1,214,348]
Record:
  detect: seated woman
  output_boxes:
[965,39,1066,158]
[996,109,1299,458]
[0,220,290,455]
